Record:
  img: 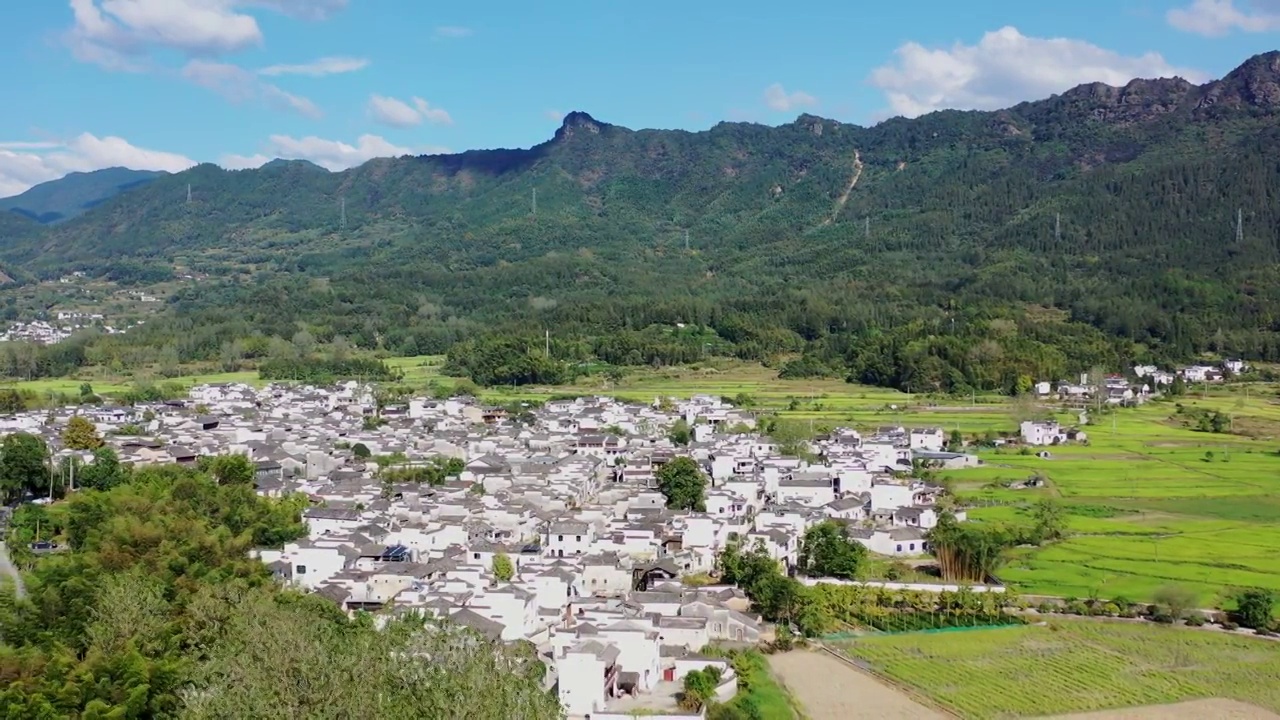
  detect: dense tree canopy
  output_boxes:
[797,521,868,580]
[656,457,707,511]
[0,464,560,718]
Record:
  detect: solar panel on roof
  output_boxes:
[380,544,410,562]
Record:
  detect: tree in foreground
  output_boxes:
[62,415,104,450]
[1031,498,1067,544]
[1232,588,1275,630]
[927,511,1010,583]
[657,456,706,511]
[181,589,562,720]
[798,520,867,580]
[201,453,256,485]
[0,432,49,503]
[1153,584,1199,622]
[492,552,515,582]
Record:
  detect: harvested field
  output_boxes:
[1040,698,1280,719]
[768,649,946,719]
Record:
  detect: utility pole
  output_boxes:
[1236,208,1243,243]
[864,217,870,239]
[544,329,550,358]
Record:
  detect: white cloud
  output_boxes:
[367,95,453,127]
[258,56,368,77]
[0,133,194,197]
[763,83,817,112]
[245,0,348,20]
[868,26,1207,119]
[1167,0,1280,36]
[220,134,434,171]
[543,109,565,121]
[64,0,349,69]
[183,60,322,118]
[433,25,472,39]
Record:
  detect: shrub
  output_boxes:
[1101,603,1120,617]
[1184,614,1206,627]
[1221,621,1240,631]
[1037,602,1056,614]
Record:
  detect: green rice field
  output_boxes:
[835,620,1280,718]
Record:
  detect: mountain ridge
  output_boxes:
[3,51,1280,392]
[0,167,166,225]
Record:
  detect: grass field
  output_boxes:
[836,620,1280,719]
[5,356,1278,606]
[947,388,1280,605]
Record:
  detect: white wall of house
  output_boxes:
[557,650,606,717]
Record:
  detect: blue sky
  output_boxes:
[1,0,1278,195]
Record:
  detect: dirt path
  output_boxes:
[1039,699,1280,720]
[822,150,862,226]
[769,649,946,719]
[0,542,24,600]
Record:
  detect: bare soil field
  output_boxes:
[1040,699,1280,720]
[768,649,947,719]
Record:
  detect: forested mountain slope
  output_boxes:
[0,167,165,224]
[5,53,1280,391]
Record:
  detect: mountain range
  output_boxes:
[0,168,165,225]
[4,52,1280,390]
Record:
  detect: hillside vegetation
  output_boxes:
[0,168,165,225]
[5,54,1280,390]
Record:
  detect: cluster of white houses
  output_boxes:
[1032,359,1249,407]
[0,382,980,718]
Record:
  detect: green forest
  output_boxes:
[0,463,559,719]
[5,54,1280,391]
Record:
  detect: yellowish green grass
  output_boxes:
[836,620,1280,718]
[950,389,1280,604]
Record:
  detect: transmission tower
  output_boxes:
[186,183,192,204]
[532,188,537,216]
[340,197,346,229]
[864,217,870,239]
[1055,213,1061,243]
[684,228,690,251]
[1236,208,1243,243]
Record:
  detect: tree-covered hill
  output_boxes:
[5,52,1280,391]
[0,167,166,225]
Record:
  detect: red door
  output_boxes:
[663,667,675,682]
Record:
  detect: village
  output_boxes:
[0,355,1254,719]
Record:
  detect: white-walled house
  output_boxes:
[908,428,945,452]
[557,641,618,717]
[1020,420,1065,446]
[544,520,595,558]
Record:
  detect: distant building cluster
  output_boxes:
[0,316,141,345]
[1032,359,1249,407]
[2,383,982,718]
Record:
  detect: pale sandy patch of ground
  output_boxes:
[1039,699,1280,720]
[768,649,946,719]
